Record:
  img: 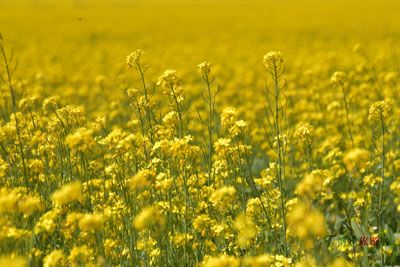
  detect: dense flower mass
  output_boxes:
[368,100,392,122]
[51,181,83,206]
[1,0,400,266]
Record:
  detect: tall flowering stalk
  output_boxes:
[294,122,314,172]
[331,71,355,148]
[368,100,392,266]
[157,69,186,138]
[127,50,155,143]
[198,61,220,181]
[263,51,288,256]
[0,36,28,185]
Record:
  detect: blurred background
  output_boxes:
[0,0,399,111]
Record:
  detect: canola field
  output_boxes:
[0,0,400,266]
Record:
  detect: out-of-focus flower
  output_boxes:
[51,181,83,205]
[133,206,165,230]
[368,100,392,122]
[201,254,240,267]
[343,148,370,172]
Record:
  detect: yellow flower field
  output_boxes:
[0,0,400,266]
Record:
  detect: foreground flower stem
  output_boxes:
[0,39,28,185]
[263,51,288,256]
[340,85,355,148]
[378,113,385,266]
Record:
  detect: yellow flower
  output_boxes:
[343,148,370,172]
[201,255,240,267]
[51,181,83,205]
[233,213,257,248]
[126,49,145,67]
[0,188,43,215]
[287,202,326,244]
[328,257,355,267]
[243,254,292,267]
[162,111,179,126]
[210,186,236,211]
[294,123,314,144]
[368,100,392,122]
[220,107,237,129]
[44,250,65,267]
[157,69,180,89]
[294,255,317,267]
[246,198,263,215]
[243,254,275,267]
[68,245,94,267]
[63,212,83,238]
[133,206,164,230]
[263,51,284,74]
[157,69,185,105]
[28,159,44,174]
[18,196,43,215]
[172,233,193,247]
[0,187,18,213]
[65,128,96,152]
[363,174,383,187]
[193,214,211,236]
[1,226,31,241]
[42,96,58,114]
[296,170,326,198]
[0,256,26,267]
[78,213,105,231]
[198,61,212,76]
[130,170,154,191]
[34,207,62,234]
[331,71,347,85]
[214,138,231,156]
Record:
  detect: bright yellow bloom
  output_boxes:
[368,100,392,122]
[51,181,83,205]
[130,170,154,190]
[68,245,94,267]
[198,61,212,76]
[65,128,96,152]
[233,213,257,248]
[343,148,370,172]
[157,69,180,89]
[78,213,105,231]
[331,71,347,85]
[133,206,165,230]
[287,202,326,246]
[263,51,284,74]
[210,186,236,211]
[18,196,43,215]
[44,250,66,267]
[296,170,326,198]
[201,255,240,267]
[294,255,317,267]
[0,187,18,213]
[0,256,26,267]
[126,49,145,67]
[328,257,355,267]
[34,207,62,234]
[295,123,314,144]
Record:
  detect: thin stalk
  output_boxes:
[377,114,385,266]
[0,40,28,184]
[341,85,355,148]
[136,62,155,143]
[272,63,288,257]
[332,187,356,260]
